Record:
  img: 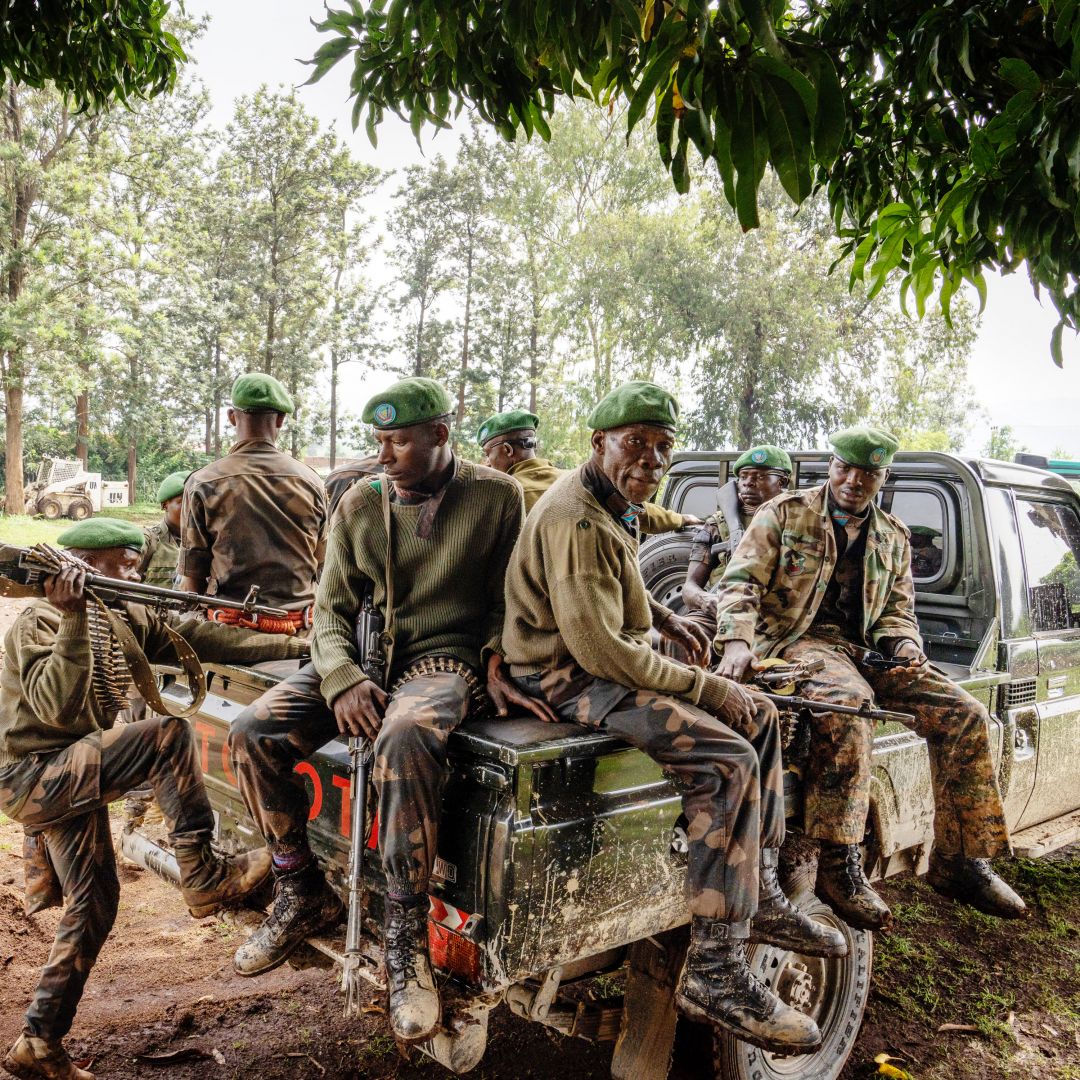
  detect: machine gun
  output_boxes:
[0,543,289,619]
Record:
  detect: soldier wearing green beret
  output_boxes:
[713,426,1025,932]
[681,445,792,635]
[501,382,843,1055]
[909,524,944,578]
[178,373,327,630]
[476,405,701,535]
[138,470,187,589]
[227,376,551,1044]
[0,520,308,1080]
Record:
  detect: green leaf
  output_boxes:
[999,57,1041,91]
[1051,321,1065,366]
[627,37,685,133]
[759,73,812,202]
[731,94,768,229]
[738,0,784,59]
[806,53,844,163]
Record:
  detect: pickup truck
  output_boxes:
[124,450,1080,1080]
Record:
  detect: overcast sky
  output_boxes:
[192,2,1080,458]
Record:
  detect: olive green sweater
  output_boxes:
[502,468,735,712]
[0,601,307,764]
[312,459,525,707]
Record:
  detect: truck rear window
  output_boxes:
[885,487,948,583]
[1014,498,1080,630]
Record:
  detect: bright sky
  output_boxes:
[191,1,1080,459]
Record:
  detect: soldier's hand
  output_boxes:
[891,639,927,668]
[680,514,705,527]
[716,640,756,682]
[333,679,387,740]
[486,654,560,723]
[660,612,711,667]
[716,678,757,733]
[44,566,87,614]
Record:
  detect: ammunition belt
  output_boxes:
[389,655,491,718]
[88,600,133,718]
[207,604,312,635]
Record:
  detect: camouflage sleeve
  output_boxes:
[640,502,685,534]
[687,523,720,567]
[869,541,923,651]
[16,609,92,728]
[483,486,526,660]
[177,484,212,583]
[138,526,157,578]
[712,503,784,647]
[151,613,308,664]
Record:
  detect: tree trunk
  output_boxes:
[127,436,137,505]
[414,296,427,376]
[264,299,276,377]
[288,372,300,459]
[456,240,474,429]
[4,380,24,513]
[528,252,541,414]
[75,390,90,467]
[329,353,339,469]
[737,321,764,447]
[213,336,223,456]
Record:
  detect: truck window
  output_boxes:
[671,479,721,520]
[1014,498,1080,631]
[884,487,948,583]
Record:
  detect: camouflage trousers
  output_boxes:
[781,633,1010,856]
[229,662,469,896]
[0,716,215,1042]
[510,664,785,922]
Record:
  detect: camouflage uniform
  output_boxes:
[687,480,752,590]
[179,438,328,610]
[713,483,1010,857]
[0,600,304,1043]
[138,518,181,587]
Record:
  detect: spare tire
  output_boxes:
[638,530,695,614]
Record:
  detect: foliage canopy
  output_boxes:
[310,0,1080,363]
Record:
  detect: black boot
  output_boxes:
[751,849,848,957]
[815,843,892,931]
[384,896,440,1042]
[233,865,343,977]
[174,841,273,919]
[927,851,1027,918]
[676,918,822,1055]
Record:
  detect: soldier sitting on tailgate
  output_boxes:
[138,470,186,588]
[712,426,1027,931]
[0,519,307,1080]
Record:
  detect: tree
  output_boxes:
[311,0,1080,361]
[984,426,1027,462]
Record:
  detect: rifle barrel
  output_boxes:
[762,692,914,724]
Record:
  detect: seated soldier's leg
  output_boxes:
[228,663,343,976]
[596,689,823,1055]
[868,664,1024,918]
[780,636,892,930]
[4,808,115,1080]
[374,671,470,1043]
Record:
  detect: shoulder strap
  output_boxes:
[380,474,396,676]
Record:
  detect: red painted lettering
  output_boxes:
[331,774,350,838]
[293,762,322,820]
[220,741,237,787]
[194,720,213,775]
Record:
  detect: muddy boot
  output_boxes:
[927,851,1027,919]
[750,848,848,958]
[233,866,343,977]
[816,842,892,931]
[174,841,272,918]
[675,918,822,1055]
[2,1035,94,1080]
[384,895,440,1042]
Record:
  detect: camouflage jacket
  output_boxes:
[687,480,751,588]
[139,519,180,588]
[713,483,921,657]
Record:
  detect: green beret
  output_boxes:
[231,372,294,415]
[829,426,900,470]
[587,380,679,432]
[477,409,540,447]
[57,518,144,552]
[909,525,942,539]
[733,445,792,474]
[156,470,188,505]
[362,377,452,430]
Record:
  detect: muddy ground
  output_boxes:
[0,595,1078,1079]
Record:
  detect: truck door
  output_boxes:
[1013,494,1080,827]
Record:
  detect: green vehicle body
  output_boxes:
[146,450,1080,1078]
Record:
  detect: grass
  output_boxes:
[0,503,160,547]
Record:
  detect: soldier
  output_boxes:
[178,373,327,633]
[681,445,792,627]
[713,427,1026,930]
[909,525,944,577]
[227,377,552,1044]
[0,519,307,1080]
[477,407,701,531]
[501,381,845,1056]
[138,470,186,587]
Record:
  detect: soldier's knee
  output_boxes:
[375,713,441,765]
[155,714,195,756]
[227,706,261,753]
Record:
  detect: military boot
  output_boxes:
[927,851,1027,919]
[675,918,822,1055]
[384,896,440,1042]
[816,843,892,931]
[233,866,343,977]
[174,841,273,919]
[750,848,849,957]
[2,1035,94,1080]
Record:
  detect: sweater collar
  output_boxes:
[580,458,642,539]
[392,454,460,539]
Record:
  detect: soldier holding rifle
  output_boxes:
[227,377,551,1044]
[0,520,307,1080]
[713,426,1026,930]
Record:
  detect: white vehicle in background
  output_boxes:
[25,457,130,521]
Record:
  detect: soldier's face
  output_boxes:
[84,547,143,582]
[592,424,675,504]
[482,439,517,473]
[163,495,183,533]
[736,467,788,511]
[828,456,888,513]
[375,422,449,489]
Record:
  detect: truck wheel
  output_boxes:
[712,891,872,1080]
[39,498,63,520]
[67,498,92,521]
[639,532,695,612]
